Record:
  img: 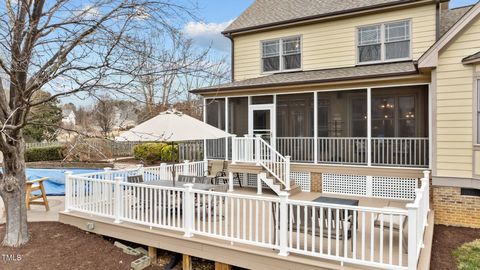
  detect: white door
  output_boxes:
[249,104,275,148]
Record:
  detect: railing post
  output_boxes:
[160,163,167,180]
[136,164,144,175]
[257,172,265,195]
[183,160,190,175]
[228,171,234,192]
[64,171,73,212]
[244,134,249,162]
[407,202,418,270]
[114,177,122,224]
[104,167,112,180]
[183,183,194,237]
[284,156,291,191]
[278,191,289,256]
[231,135,237,164]
[255,134,261,165]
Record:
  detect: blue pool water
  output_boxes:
[26,168,102,196]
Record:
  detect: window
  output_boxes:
[262,37,301,72]
[358,20,411,63]
[461,188,480,197]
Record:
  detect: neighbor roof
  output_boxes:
[440,5,474,36]
[462,51,480,64]
[223,0,424,34]
[191,62,417,93]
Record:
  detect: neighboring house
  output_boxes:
[61,109,76,127]
[191,0,480,228]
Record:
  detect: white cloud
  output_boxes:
[183,20,233,52]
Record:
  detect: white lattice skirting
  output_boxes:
[322,173,417,200]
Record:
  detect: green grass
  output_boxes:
[453,239,480,270]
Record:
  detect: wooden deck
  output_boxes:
[59,187,433,270]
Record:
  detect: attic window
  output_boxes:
[262,36,301,73]
[358,20,411,63]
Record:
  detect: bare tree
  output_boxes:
[0,0,195,246]
[131,31,223,118]
[93,96,115,138]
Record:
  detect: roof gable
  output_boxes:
[223,0,422,35]
[419,2,480,68]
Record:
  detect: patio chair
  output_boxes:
[127,175,144,183]
[178,175,196,183]
[193,176,211,184]
[374,206,408,253]
[206,160,227,184]
[290,205,354,252]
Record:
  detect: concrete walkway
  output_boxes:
[0,196,65,223]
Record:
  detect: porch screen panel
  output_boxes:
[205,98,226,159]
[276,93,314,162]
[205,98,225,130]
[228,97,248,136]
[317,89,367,165]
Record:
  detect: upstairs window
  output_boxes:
[358,20,411,63]
[262,36,301,73]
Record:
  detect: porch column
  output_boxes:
[313,91,318,164]
[203,98,207,162]
[225,97,229,161]
[367,88,372,166]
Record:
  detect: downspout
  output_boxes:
[435,0,441,40]
[226,34,235,82]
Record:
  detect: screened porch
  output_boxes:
[201,85,430,168]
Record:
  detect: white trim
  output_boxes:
[225,97,229,161]
[367,88,372,166]
[428,83,432,170]
[313,91,318,164]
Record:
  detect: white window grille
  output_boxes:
[357,20,411,63]
[261,36,301,72]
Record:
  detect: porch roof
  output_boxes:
[191,61,418,94]
[462,51,480,64]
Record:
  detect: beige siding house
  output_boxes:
[191,0,480,229]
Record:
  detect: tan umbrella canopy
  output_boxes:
[116,109,232,142]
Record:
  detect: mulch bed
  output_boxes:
[431,224,480,270]
[0,222,160,270]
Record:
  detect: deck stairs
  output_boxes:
[229,162,302,196]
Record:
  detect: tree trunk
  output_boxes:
[0,138,29,247]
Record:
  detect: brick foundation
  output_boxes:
[310,173,322,192]
[432,186,480,228]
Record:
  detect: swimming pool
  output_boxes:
[26,168,102,196]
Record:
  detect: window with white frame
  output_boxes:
[262,37,301,72]
[358,20,411,63]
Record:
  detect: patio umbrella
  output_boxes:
[116,109,232,184]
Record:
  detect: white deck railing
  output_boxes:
[65,168,430,270]
[209,137,428,167]
[232,135,291,190]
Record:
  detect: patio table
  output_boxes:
[144,180,218,191]
[313,196,359,230]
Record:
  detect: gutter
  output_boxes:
[190,69,419,94]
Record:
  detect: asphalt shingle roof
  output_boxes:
[191,61,418,93]
[463,51,480,63]
[440,5,473,36]
[224,0,417,34]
